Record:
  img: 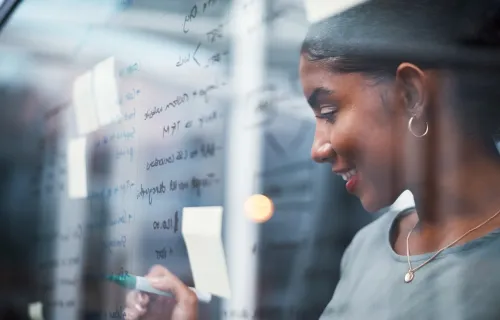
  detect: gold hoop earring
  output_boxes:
[408,116,428,138]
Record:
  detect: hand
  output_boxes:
[124,265,198,320]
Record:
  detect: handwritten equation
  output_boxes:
[103,235,127,253]
[108,306,126,319]
[88,180,135,201]
[146,142,222,171]
[137,173,220,204]
[152,210,179,233]
[176,42,201,67]
[115,146,134,162]
[163,110,220,138]
[119,88,141,104]
[206,24,224,44]
[192,81,227,103]
[136,181,166,205]
[183,0,261,35]
[118,62,139,78]
[144,94,189,121]
[144,81,225,121]
[112,108,136,125]
[155,246,175,260]
[85,211,133,232]
[176,41,229,69]
[183,0,219,34]
[95,127,136,148]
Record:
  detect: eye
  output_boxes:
[316,105,337,123]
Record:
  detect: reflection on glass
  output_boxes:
[4,0,498,319]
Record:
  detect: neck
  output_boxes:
[409,145,500,234]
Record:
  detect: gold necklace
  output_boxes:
[404,208,500,283]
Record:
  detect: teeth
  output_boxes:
[340,169,357,181]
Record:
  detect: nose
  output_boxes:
[311,140,335,163]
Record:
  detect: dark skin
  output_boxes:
[299,54,500,255]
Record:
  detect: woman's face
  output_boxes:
[299,55,411,213]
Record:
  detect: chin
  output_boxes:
[358,192,394,214]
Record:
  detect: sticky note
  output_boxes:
[72,71,99,135]
[67,137,88,199]
[92,56,121,127]
[303,0,369,23]
[182,206,231,299]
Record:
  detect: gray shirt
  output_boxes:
[320,207,500,320]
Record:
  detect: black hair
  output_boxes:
[301,0,500,154]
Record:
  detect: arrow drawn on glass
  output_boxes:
[193,42,201,66]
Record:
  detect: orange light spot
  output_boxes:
[244,194,274,223]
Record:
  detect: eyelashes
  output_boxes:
[316,113,336,123]
[315,105,337,123]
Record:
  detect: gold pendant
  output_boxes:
[404,270,414,283]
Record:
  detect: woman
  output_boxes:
[125,0,500,319]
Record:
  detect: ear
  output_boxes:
[395,63,428,118]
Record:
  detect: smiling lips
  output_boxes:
[335,168,360,193]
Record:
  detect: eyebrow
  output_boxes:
[307,87,334,109]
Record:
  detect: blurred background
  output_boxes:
[0,0,414,319]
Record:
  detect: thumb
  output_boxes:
[147,276,197,308]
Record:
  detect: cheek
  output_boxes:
[350,104,403,181]
[326,113,362,158]
[358,127,400,176]
[357,127,406,208]
[352,102,402,167]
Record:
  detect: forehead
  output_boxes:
[299,55,331,89]
[299,54,363,98]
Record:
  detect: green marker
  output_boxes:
[106,273,212,303]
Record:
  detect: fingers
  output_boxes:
[123,266,197,320]
[124,290,149,320]
[126,290,150,309]
[145,265,198,311]
[147,264,171,277]
[146,295,175,318]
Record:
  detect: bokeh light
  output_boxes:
[244,194,274,223]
